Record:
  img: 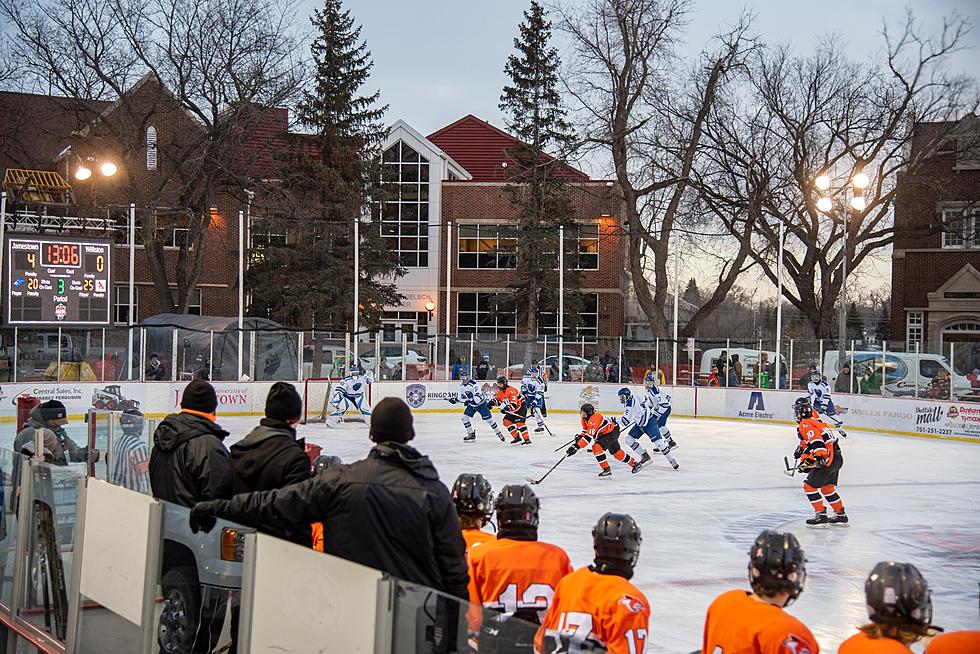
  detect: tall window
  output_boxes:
[539,293,599,341]
[115,286,140,324]
[380,141,429,267]
[906,311,924,350]
[171,288,203,316]
[146,126,157,171]
[458,224,517,269]
[456,293,515,337]
[576,224,599,270]
[941,208,978,249]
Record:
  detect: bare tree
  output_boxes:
[1,0,306,313]
[697,11,977,339]
[556,0,757,338]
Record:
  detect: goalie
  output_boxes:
[329,364,373,423]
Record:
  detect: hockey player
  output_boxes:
[329,364,372,422]
[642,373,678,449]
[618,387,678,470]
[448,366,505,443]
[839,561,941,654]
[468,484,573,652]
[451,473,496,556]
[566,404,642,478]
[807,369,847,438]
[702,529,818,654]
[794,397,848,528]
[521,366,548,433]
[535,512,650,654]
[493,376,531,445]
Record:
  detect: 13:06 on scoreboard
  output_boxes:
[5,235,112,326]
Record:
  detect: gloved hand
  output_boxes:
[88,448,101,464]
[793,444,804,460]
[797,460,814,473]
[447,397,458,405]
[189,502,218,534]
[566,445,578,457]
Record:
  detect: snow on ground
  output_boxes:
[219,412,980,654]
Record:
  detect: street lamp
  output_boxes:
[73,156,118,181]
[425,300,435,321]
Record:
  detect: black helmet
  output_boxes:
[865,561,934,628]
[495,484,539,529]
[452,473,494,518]
[748,529,806,604]
[497,376,508,389]
[593,512,642,568]
[794,397,813,422]
[313,454,342,475]
[119,409,144,436]
[580,403,595,417]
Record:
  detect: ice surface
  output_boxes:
[219,412,980,654]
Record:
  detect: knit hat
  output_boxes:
[38,399,67,422]
[265,382,303,421]
[180,380,218,414]
[369,397,415,444]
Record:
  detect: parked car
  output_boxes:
[359,346,429,372]
[507,355,591,377]
[823,350,979,401]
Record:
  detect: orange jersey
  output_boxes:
[535,566,650,654]
[798,416,833,465]
[580,412,617,439]
[495,385,524,412]
[468,537,573,623]
[312,522,324,552]
[838,632,912,654]
[925,631,980,654]
[703,590,819,654]
[462,528,495,557]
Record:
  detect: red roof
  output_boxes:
[427,114,589,182]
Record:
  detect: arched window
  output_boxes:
[146,126,157,171]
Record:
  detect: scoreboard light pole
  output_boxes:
[238,209,244,380]
[128,203,136,380]
[558,225,564,382]
[353,216,359,351]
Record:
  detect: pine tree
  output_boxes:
[248,0,401,329]
[499,1,578,361]
[682,278,702,308]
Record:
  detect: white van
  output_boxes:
[823,350,977,401]
[699,348,786,383]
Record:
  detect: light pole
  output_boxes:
[814,167,869,364]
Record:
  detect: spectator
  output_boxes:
[95,353,119,381]
[799,364,817,391]
[927,370,950,400]
[584,356,605,382]
[14,400,99,465]
[110,409,150,494]
[728,354,742,387]
[468,485,572,650]
[145,353,168,381]
[391,361,404,380]
[839,561,938,654]
[451,473,495,556]
[452,357,464,380]
[756,353,771,388]
[968,368,980,388]
[476,354,492,380]
[607,359,621,383]
[229,382,311,546]
[601,351,613,368]
[537,513,649,654]
[377,356,392,380]
[859,366,881,395]
[836,363,853,393]
[717,350,729,387]
[190,397,469,600]
[702,529,817,654]
[706,366,721,387]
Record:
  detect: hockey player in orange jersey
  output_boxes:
[793,397,848,528]
[702,529,819,654]
[451,472,495,556]
[839,561,941,654]
[925,630,980,654]
[566,404,642,479]
[468,484,573,652]
[535,512,650,654]
[492,376,532,445]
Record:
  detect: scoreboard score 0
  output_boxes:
[5,235,112,326]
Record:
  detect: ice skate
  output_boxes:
[806,511,829,528]
[639,451,651,466]
[598,468,612,479]
[667,437,678,450]
[631,459,647,474]
[830,512,849,527]
[463,432,476,443]
[510,436,522,444]
[534,426,545,433]
[520,439,532,446]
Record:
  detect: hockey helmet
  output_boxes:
[580,403,596,418]
[618,387,632,404]
[593,512,642,570]
[349,363,362,376]
[313,454,342,475]
[529,366,541,379]
[809,369,821,383]
[793,397,813,422]
[452,473,494,519]
[495,484,539,529]
[644,373,657,389]
[119,409,144,436]
[748,529,807,605]
[460,365,472,381]
[497,375,509,390]
[865,561,934,628]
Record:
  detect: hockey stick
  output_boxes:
[783,456,798,477]
[554,436,576,452]
[532,407,554,436]
[527,454,569,485]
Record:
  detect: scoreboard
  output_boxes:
[5,235,112,326]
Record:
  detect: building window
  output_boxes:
[115,286,140,324]
[251,221,288,248]
[458,224,517,269]
[146,126,157,171]
[941,208,978,249]
[577,224,599,270]
[538,293,599,341]
[906,311,924,350]
[456,292,516,337]
[379,141,430,268]
[171,288,203,316]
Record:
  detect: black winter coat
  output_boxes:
[198,441,469,599]
[230,418,311,546]
[149,411,232,507]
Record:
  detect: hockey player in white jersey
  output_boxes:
[520,366,548,433]
[618,387,678,469]
[642,373,678,450]
[329,364,373,422]
[448,366,505,443]
[807,370,847,438]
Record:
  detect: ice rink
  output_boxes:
[222,411,980,654]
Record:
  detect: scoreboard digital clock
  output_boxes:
[5,235,112,326]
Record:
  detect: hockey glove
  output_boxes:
[566,445,578,457]
[447,397,458,405]
[189,502,218,534]
[797,460,815,473]
[793,444,805,460]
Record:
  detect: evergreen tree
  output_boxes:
[846,301,863,341]
[248,0,401,329]
[682,278,702,308]
[499,1,578,360]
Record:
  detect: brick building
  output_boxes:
[892,115,980,355]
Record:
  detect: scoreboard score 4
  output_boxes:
[5,235,112,325]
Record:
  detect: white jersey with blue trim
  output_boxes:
[457,380,488,407]
[521,376,545,400]
[642,385,671,415]
[337,373,371,398]
[620,395,651,428]
[808,380,832,409]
